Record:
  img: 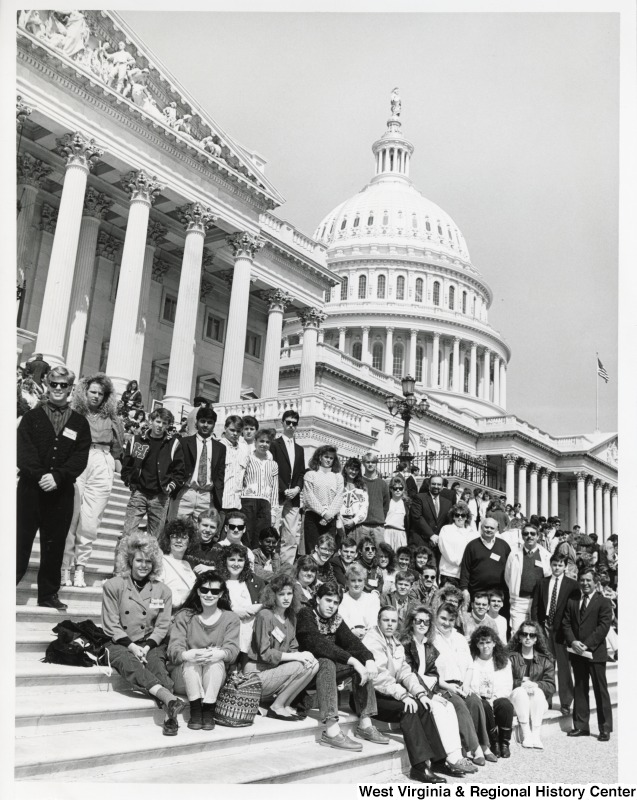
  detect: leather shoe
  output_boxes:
[500,743,511,759]
[38,594,67,611]
[598,731,611,742]
[162,717,178,736]
[567,729,590,737]
[409,767,447,784]
[267,707,301,721]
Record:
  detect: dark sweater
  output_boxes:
[296,605,373,665]
[459,536,511,595]
[362,476,390,526]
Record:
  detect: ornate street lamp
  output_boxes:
[385,375,430,462]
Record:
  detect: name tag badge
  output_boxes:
[62,427,77,440]
[271,626,285,643]
[368,578,378,587]
[149,598,165,609]
[489,553,501,562]
[535,560,543,568]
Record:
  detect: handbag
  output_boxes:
[42,619,112,675]
[213,671,262,727]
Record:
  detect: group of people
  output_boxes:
[16,369,618,782]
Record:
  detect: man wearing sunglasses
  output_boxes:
[504,524,552,635]
[17,366,91,610]
[270,410,305,565]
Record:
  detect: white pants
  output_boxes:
[429,696,463,757]
[63,448,115,569]
[280,501,302,566]
[510,686,548,728]
[181,660,226,703]
[175,486,212,520]
[509,596,533,635]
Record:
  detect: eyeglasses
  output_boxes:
[520,632,537,639]
[170,534,189,540]
[49,381,70,389]
[198,587,222,596]
[227,524,246,531]
[414,619,430,627]
[285,420,298,426]
[391,485,404,491]
[422,575,436,581]
[454,513,466,519]
[362,546,376,552]
[522,532,536,537]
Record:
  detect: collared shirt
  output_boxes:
[579,590,596,611]
[42,402,72,436]
[190,433,212,489]
[480,535,496,551]
[220,437,249,509]
[283,434,296,473]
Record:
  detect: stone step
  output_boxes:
[17,584,105,610]
[16,659,125,693]
[16,604,102,626]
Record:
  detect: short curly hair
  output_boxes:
[115,532,163,580]
[469,625,510,670]
[158,516,197,554]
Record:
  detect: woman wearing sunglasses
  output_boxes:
[167,570,240,732]
[438,502,474,589]
[507,621,555,749]
[383,474,410,550]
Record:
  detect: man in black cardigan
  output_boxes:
[17,367,91,610]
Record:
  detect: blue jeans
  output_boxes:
[307,658,377,725]
[123,489,169,538]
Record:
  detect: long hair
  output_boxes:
[342,457,365,489]
[469,625,510,670]
[308,445,341,473]
[292,555,318,588]
[378,542,397,574]
[430,583,468,617]
[400,604,435,645]
[115,532,163,580]
[180,569,231,613]
[218,543,254,582]
[71,373,119,419]
[158,516,197,555]
[507,620,551,658]
[260,571,299,622]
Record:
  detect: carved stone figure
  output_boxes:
[200,136,222,158]
[174,114,194,140]
[163,102,177,128]
[18,10,46,38]
[106,41,136,94]
[61,10,90,60]
[390,87,401,118]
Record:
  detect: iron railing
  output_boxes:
[377,451,500,489]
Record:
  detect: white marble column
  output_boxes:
[540,469,549,518]
[338,327,347,352]
[298,307,327,394]
[585,477,595,534]
[260,289,292,398]
[361,326,371,364]
[459,347,466,393]
[452,337,460,392]
[493,355,500,405]
[500,362,507,409]
[611,489,618,536]
[131,220,167,383]
[550,473,559,517]
[482,348,491,401]
[384,327,394,374]
[529,465,539,516]
[603,485,612,542]
[569,484,577,530]
[432,332,440,389]
[26,204,58,332]
[163,203,216,412]
[469,343,477,396]
[518,460,528,516]
[219,232,265,402]
[594,481,604,539]
[65,188,113,375]
[106,170,163,395]
[576,473,587,531]
[408,329,418,376]
[505,454,516,505]
[35,132,103,365]
[17,154,52,297]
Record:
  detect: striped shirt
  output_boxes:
[220,437,249,509]
[241,455,279,507]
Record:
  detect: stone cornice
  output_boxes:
[259,245,334,293]
[260,233,337,288]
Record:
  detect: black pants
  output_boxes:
[571,655,613,733]
[303,511,337,555]
[241,497,272,549]
[479,696,514,735]
[16,478,75,601]
[373,692,446,767]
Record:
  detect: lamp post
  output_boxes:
[385,375,430,463]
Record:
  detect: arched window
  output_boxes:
[415,278,423,303]
[449,286,455,310]
[425,220,431,232]
[368,212,374,226]
[462,291,467,314]
[396,276,405,300]
[377,275,386,299]
[358,274,367,299]
[352,341,362,361]
[329,220,335,236]
[437,223,443,236]
[340,276,348,300]
[392,343,404,378]
[353,215,360,228]
[472,296,476,316]
[433,281,440,306]
[448,358,454,389]
[372,342,383,370]
[412,213,418,230]
[340,217,347,230]
[415,345,424,383]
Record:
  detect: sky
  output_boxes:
[117,7,620,437]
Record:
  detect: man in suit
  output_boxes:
[270,409,305,566]
[170,406,225,520]
[532,552,580,715]
[562,566,613,740]
[409,474,452,554]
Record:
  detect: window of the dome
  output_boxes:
[425,220,431,232]
[353,215,360,228]
[415,346,424,383]
[437,223,443,236]
[372,342,383,371]
[358,275,367,299]
[415,278,423,303]
[377,275,386,299]
[392,343,404,379]
[412,214,418,229]
[352,341,362,361]
[462,291,467,314]
[321,224,327,239]
[368,213,374,226]
[340,217,347,230]
[433,281,440,306]
[329,220,335,236]
[449,358,454,389]
[472,296,476,316]
[340,276,349,300]
[382,211,389,226]
[449,286,455,310]
[396,276,405,300]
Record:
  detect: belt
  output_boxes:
[90,443,111,451]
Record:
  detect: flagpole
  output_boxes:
[595,351,599,432]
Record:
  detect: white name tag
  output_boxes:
[149,598,165,609]
[62,427,77,440]
[489,553,501,562]
[368,578,378,587]
[271,626,285,643]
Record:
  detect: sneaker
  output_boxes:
[444,758,479,776]
[61,569,72,587]
[319,732,362,751]
[73,568,86,588]
[355,725,390,745]
[38,594,67,611]
[162,718,178,736]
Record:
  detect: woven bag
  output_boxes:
[213,671,262,727]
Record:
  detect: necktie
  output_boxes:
[434,496,439,515]
[548,580,558,627]
[580,594,589,619]
[198,438,208,486]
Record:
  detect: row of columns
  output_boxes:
[329,326,507,407]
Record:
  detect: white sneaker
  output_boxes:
[61,569,72,587]
[533,732,544,750]
[73,568,86,588]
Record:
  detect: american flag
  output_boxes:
[597,357,609,383]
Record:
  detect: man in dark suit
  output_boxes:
[170,406,225,520]
[409,474,452,553]
[532,552,580,715]
[562,566,613,740]
[270,409,306,566]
